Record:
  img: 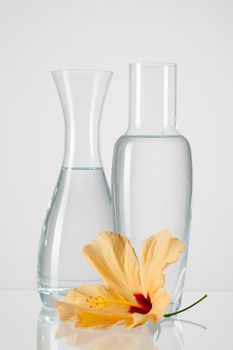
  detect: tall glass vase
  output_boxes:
[112,63,192,312]
[38,70,113,307]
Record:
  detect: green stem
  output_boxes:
[164,294,208,318]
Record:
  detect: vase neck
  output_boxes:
[127,63,177,136]
[53,70,112,168]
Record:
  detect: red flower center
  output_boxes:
[129,293,152,314]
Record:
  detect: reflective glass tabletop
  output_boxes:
[1,290,232,349]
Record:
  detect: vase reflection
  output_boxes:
[37,307,206,350]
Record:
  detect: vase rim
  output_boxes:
[130,62,176,68]
[51,69,113,74]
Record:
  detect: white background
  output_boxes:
[0,0,232,290]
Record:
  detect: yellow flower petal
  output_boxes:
[82,231,142,300]
[126,313,151,329]
[64,284,131,314]
[127,289,170,329]
[150,288,171,322]
[56,300,78,321]
[140,229,185,296]
[56,231,185,331]
[75,309,132,329]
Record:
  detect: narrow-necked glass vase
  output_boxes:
[38,70,113,307]
[112,63,192,312]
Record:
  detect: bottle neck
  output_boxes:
[53,70,112,168]
[127,63,177,135]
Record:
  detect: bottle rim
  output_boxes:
[130,62,176,68]
[51,69,113,75]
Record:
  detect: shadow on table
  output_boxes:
[37,307,207,350]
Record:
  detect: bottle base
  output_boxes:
[38,277,102,307]
[39,287,71,308]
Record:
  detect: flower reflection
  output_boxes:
[56,322,159,349]
[37,307,206,350]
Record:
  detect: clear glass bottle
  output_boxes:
[112,63,192,312]
[37,70,113,307]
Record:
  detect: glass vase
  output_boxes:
[112,63,192,312]
[37,70,113,307]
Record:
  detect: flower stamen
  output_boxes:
[86,294,152,314]
[87,295,141,310]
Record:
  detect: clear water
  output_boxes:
[37,167,113,307]
[112,135,192,310]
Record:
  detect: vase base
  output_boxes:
[39,287,71,308]
[38,277,102,308]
